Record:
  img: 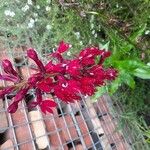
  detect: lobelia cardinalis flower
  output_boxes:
[53,76,81,102]
[0,41,118,114]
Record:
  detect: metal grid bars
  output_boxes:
[0,49,130,150]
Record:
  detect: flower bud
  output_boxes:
[56,41,71,53]
[2,59,18,77]
[27,48,46,73]
[27,48,38,60]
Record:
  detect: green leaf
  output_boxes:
[108,77,121,94]
[92,86,108,102]
[123,74,135,89]
[133,68,150,79]
[99,41,110,50]
[130,24,147,42]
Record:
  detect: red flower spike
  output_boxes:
[0,41,118,114]
[79,47,101,58]
[79,47,102,66]
[87,65,106,86]
[2,59,18,77]
[56,41,71,53]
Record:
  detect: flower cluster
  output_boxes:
[0,41,117,114]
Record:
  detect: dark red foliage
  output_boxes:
[0,41,118,114]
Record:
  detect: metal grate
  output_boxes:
[0,48,132,150]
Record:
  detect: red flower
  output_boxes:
[98,50,111,64]
[105,68,118,80]
[2,59,18,77]
[79,77,96,96]
[54,77,81,102]
[79,47,102,66]
[27,48,46,73]
[7,87,29,113]
[39,100,57,114]
[14,87,29,103]
[36,77,54,92]
[0,41,118,114]
[66,59,81,77]
[79,47,101,58]
[87,65,106,86]
[45,61,65,74]
[28,89,57,114]
[56,41,71,53]
[28,73,44,86]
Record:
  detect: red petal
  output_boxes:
[44,78,53,84]
[45,61,65,73]
[0,87,14,99]
[14,87,29,103]
[7,102,18,113]
[66,59,81,76]
[99,51,111,64]
[27,48,38,60]
[42,100,57,107]
[37,81,51,92]
[40,106,47,114]
[2,59,18,77]
[56,41,70,53]
[45,107,53,114]
[105,68,118,80]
